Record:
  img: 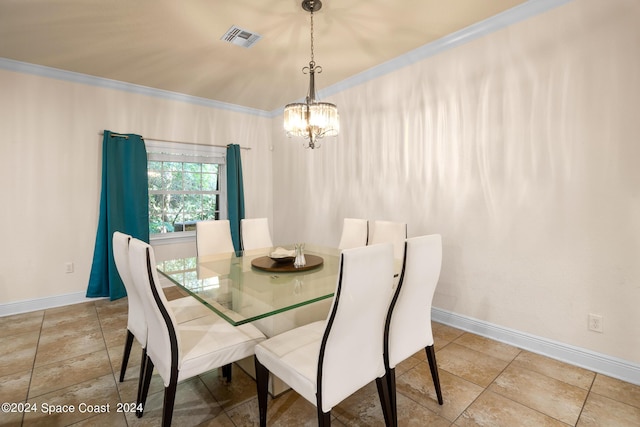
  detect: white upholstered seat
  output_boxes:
[195,219,235,256]
[241,217,273,250]
[128,238,266,426]
[384,234,443,426]
[337,218,368,250]
[112,231,212,384]
[368,220,407,260]
[254,243,396,426]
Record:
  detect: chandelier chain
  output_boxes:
[309,7,315,66]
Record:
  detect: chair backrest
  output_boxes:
[368,220,407,260]
[196,219,235,256]
[128,238,180,386]
[386,234,442,369]
[337,218,368,250]
[319,243,395,412]
[112,231,147,346]
[241,218,273,250]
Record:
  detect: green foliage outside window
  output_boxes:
[148,160,220,234]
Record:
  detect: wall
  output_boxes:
[272,0,640,365]
[0,69,272,305]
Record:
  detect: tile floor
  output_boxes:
[1,289,639,426]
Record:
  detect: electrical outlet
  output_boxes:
[588,313,603,333]
[65,262,74,274]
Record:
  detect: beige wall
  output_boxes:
[0,69,273,303]
[272,0,640,364]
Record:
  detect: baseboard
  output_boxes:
[432,307,640,386]
[0,292,108,317]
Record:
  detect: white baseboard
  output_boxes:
[0,292,108,317]
[432,307,640,386]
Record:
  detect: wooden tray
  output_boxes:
[251,255,324,272]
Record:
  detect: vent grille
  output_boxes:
[221,25,262,48]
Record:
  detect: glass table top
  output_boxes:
[156,245,341,326]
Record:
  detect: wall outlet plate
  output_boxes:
[588,313,603,333]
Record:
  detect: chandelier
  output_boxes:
[283,0,339,149]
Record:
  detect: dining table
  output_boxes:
[156,243,400,395]
[156,244,342,327]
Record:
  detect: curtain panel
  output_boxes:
[226,144,245,252]
[87,131,149,300]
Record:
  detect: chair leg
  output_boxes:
[425,345,443,405]
[387,368,398,427]
[376,375,393,427]
[162,377,178,427]
[119,330,134,382]
[317,408,331,426]
[137,356,154,418]
[222,363,232,382]
[254,356,269,427]
[136,348,147,412]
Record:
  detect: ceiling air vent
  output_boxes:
[221,25,262,48]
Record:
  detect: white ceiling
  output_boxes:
[0,0,527,112]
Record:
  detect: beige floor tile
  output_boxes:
[41,302,97,330]
[227,391,319,427]
[590,373,640,409]
[577,391,640,426]
[453,333,521,362]
[437,342,510,387]
[195,411,238,426]
[455,390,570,427]
[107,340,144,377]
[433,322,465,347]
[124,377,223,426]
[116,367,166,404]
[511,351,595,390]
[0,310,43,338]
[97,310,128,331]
[35,329,106,367]
[201,364,258,410]
[332,381,387,427]
[69,410,129,426]
[0,410,24,427]
[29,349,112,398]
[39,313,102,340]
[395,353,423,376]
[397,364,484,422]
[23,373,121,426]
[0,369,32,402]
[102,325,128,349]
[0,330,39,377]
[95,298,129,318]
[489,365,588,425]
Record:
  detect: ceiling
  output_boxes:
[0,0,526,112]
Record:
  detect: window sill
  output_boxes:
[150,232,196,245]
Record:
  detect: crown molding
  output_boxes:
[0,57,271,118]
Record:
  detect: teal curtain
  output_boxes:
[226,144,245,252]
[87,131,149,300]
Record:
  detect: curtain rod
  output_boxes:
[98,132,251,150]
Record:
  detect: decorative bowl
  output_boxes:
[269,255,295,264]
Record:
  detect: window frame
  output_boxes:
[146,140,227,244]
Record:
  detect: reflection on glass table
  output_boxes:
[156,245,341,326]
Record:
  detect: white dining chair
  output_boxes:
[337,218,368,250]
[368,220,407,260]
[195,219,235,256]
[128,238,266,426]
[384,235,443,426]
[254,243,396,427]
[112,232,212,385]
[241,217,273,250]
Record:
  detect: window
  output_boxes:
[146,141,226,240]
